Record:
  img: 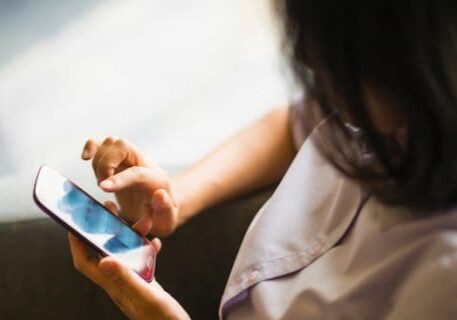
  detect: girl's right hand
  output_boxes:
[82,137,181,237]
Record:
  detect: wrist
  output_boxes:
[171,172,220,225]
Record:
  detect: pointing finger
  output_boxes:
[82,139,100,160]
[99,166,168,192]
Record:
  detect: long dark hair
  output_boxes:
[280,1,457,211]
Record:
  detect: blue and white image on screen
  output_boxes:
[58,181,143,254]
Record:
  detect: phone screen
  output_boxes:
[34,165,155,282]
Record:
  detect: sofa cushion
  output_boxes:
[0,187,272,319]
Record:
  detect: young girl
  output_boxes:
[68,1,457,319]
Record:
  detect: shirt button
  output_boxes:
[249,270,259,281]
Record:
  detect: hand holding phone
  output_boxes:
[33,165,156,282]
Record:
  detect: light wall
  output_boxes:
[0,0,290,179]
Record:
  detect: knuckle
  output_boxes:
[131,165,144,177]
[114,138,130,149]
[100,164,114,175]
[109,175,118,184]
[151,163,169,180]
[112,274,124,288]
[102,136,116,145]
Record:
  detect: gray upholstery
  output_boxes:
[0,187,273,319]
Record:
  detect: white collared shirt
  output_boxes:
[219,117,457,319]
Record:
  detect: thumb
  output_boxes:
[99,257,147,297]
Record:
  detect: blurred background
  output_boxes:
[0,0,289,221]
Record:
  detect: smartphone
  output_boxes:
[33,165,156,282]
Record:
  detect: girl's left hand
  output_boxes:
[67,202,190,320]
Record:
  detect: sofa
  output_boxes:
[0,171,272,319]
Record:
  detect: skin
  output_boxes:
[68,201,190,320]
[69,105,297,319]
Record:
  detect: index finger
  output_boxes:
[82,139,100,160]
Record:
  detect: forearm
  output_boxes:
[173,105,296,224]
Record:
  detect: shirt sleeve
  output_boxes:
[385,235,457,320]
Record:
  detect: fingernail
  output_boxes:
[100,180,113,188]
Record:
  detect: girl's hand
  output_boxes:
[82,137,180,237]
[68,234,189,320]
[68,202,190,320]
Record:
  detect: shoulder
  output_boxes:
[387,230,457,320]
[289,91,323,149]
